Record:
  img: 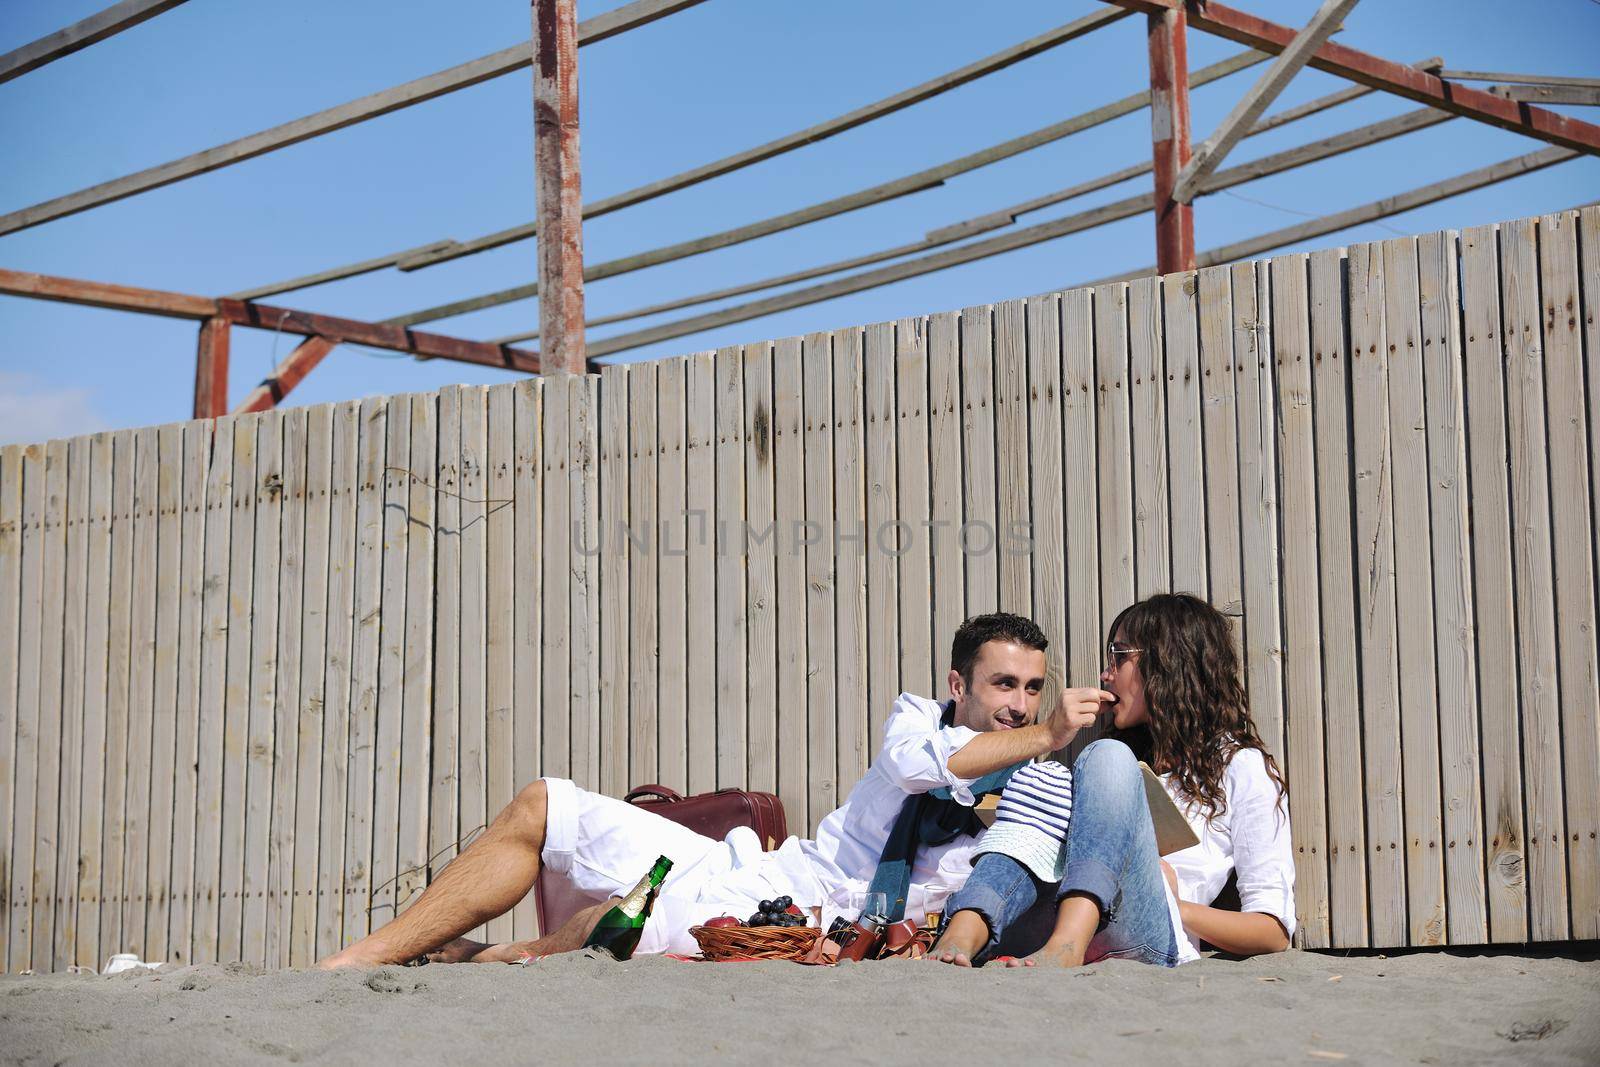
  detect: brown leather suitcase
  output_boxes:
[533,785,788,934]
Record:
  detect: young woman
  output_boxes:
[931,592,1295,967]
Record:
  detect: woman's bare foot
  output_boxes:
[927,910,989,968]
[424,937,491,964]
[1018,936,1088,969]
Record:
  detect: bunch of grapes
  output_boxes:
[746,895,806,927]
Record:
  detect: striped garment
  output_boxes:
[992,760,1073,841]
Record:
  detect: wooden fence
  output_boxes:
[2,208,1597,972]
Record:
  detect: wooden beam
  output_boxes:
[1103,0,1600,155]
[0,0,189,85]
[1438,70,1600,89]
[0,0,709,239]
[232,337,336,415]
[382,48,1272,329]
[192,315,230,419]
[532,0,586,374]
[0,268,218,319]
[1079,146,1579,287]
[1146,5,1195,273]
[1171,0,1360,204]
[1491,85,1600,108]
[492,71,1429,347]
[232,7,1134,299]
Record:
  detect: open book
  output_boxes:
[1140,761,1200,856]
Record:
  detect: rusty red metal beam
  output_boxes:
[1146,6,1196,274]
[1103,0,1600,155]
[532,0,586,374]
[0,267,218,319]
[192,315,230,418]
[233,336,336,415]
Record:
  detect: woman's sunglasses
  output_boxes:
[1104,641,1144,668]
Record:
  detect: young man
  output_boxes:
[319,612,1108,968]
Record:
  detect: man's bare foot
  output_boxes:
[316,942,397,971]
[927,910,989,968]
[1018,937,1087,969]
[424,937,490,964]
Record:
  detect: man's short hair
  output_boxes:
[950,612,1048,686]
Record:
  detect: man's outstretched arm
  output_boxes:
[945,688,1109,780]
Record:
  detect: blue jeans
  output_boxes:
[949,739,1182,967]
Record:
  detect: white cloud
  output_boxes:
[0,372,110,447]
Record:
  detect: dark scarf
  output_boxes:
[863,702,1027,923]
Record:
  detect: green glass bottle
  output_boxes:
[582,855,673,960]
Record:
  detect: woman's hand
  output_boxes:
[1043,687,1114,750]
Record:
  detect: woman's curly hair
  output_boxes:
[1108,593,1285,823]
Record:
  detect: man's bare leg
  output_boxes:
[318,780,552,969]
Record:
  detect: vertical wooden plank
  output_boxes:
[1417,231,1488,945]
[830,330,869,790]
[0,446,22,969]
[1197,267,1245,650]
[658,358,690,792]
[143,424,184,963]
[8,443,44,971]
[1501,217,1569,941]
[485,383,517,943]
[1571,206,1600,939]
[598,366,631,797]
[541,377,573,782]
[342,398,388,947]
[29,440,68,972]
[927,314,965,699]
[894,319,934,698]
[167,422,209,964]
[454,387,485,937]
[1348,243,1407,948]
[1060,290,1102,690]
[316,402,360,958]
[1308,247,1369,949]
[713,349,747,791]
[744,343,778,792]
[994,300,1032,615]
[802,333,837,822]
[1233,263,1285,765]
[1382,237,1446,947]
[862,324,899,759]
[74,434,115,968]
[1460,223,1529,942]
[959,305,998,616]
[429,387,462,924]
[241,415,283,965]
[1162,272,1207,596]
[265,410,306,968]
[510,380,541,938]
[685,354,718,796]
[398,395,437,916]
[626,364,658,788]
[217,415,258,962]
[570,375,601,791]
[1026,295,1067,671]
[773,338,808,829]
[290,404,333,967]
[367,399,410,934]
[119,430,158,964]
[1270,253,1330,949]
[1095,284,1135,632]
[1538,212,1600,940]
[1127,277,1171,597]
[52,436,90,966]
[192,417,234,963]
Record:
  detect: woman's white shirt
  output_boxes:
[1160,746,1296,960]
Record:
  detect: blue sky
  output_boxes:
[1,0,1596,443]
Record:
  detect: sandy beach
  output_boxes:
[3,948,1595,1065]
